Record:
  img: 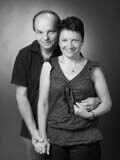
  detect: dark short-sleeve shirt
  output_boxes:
[47,57,103,146]
[11,40,61,139]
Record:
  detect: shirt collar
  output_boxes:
[31,40,40,53]
[31,40,44,62]
[31,40,61,61]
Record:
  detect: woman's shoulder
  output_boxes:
[83,59,102,77]
[87,59,101,69]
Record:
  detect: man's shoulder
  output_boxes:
[14,41,35,64]
[20,43,32,52]
[16,40,39,60]
[19,40,37,54]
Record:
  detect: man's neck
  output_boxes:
[41,48,54,60]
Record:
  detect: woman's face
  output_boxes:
[59,29,83,58]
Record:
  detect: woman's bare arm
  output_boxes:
[90,67,112,117]
[74,67,112,119]
[37,62,51,141]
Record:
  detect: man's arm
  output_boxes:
[80,97,101,111]
[16,86,42,145]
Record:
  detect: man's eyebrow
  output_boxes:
[35,29,42,31]
[48,29,57,31]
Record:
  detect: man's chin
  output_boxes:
[41,45,54,51]
[42,43,55,49]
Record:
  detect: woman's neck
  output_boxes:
[61,53,83,64]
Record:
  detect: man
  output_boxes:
[11,10,100,160]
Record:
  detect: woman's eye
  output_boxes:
[73,39,79,42]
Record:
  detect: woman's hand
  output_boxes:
[74,102,92,119]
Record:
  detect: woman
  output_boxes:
[37,17,112,160]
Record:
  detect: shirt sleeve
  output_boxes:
[89,61,101,72]
[11,50,29,87]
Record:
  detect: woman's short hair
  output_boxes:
[58,16,84,41]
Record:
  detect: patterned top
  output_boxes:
[47,57,103,146]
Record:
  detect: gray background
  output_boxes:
[0,0,120,160]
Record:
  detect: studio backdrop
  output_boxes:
[0,0,120,160]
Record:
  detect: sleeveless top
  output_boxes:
[47,57,103,146]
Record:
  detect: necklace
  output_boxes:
[72,63,76,73]
[59,56,78,74]
[59,56,87,77]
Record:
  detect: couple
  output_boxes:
[11,10,112,160]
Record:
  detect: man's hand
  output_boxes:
[44,139,50,155]
[78,97,100,111]
[74,103,91,119]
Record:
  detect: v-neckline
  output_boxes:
[57,57,89,82]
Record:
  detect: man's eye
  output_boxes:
[36,30,42,34]
[48,31,56,34]
[62,39,67,42]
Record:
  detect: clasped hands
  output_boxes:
[32,137,50,155]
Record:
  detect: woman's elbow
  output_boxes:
[105,97,112,112]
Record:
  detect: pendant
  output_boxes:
[72,69,75,73]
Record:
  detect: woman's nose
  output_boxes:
[67,41,73,47]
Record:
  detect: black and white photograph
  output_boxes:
[0,0,120,160]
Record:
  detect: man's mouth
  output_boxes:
[42,42,52,45]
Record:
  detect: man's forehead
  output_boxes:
[35,14,57,31]
[36,13,56,23]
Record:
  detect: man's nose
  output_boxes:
[43,33,49,40]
